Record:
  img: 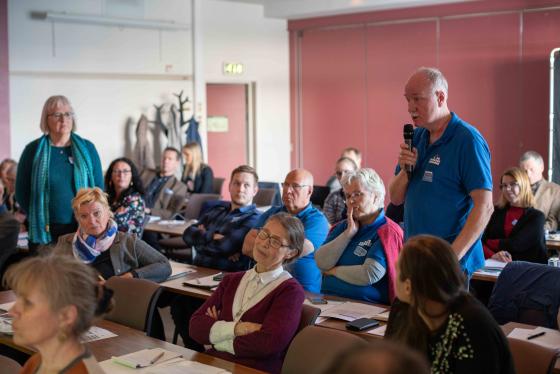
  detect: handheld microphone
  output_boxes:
[403,124,414,180]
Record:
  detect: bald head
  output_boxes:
[282,168,314,214]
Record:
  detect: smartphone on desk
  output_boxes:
[346,318,380,331]
[308,296,328,305]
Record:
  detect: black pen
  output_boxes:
[527,331,546,340]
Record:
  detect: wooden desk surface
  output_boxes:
[160,266,218,299]
[547,239,560,251]
[0,291,262,374]
[471,270,499,282]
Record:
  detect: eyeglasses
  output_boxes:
[48,112,74,120]
[281,183,309,191]
[344,191,366,201]
[499,182,519,190]
[335,170,352,178]
[256,229,289,250]
[112,169,131,175]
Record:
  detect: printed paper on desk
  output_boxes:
[111,348,182,369]
[320,302,386,321]
[508,327,560,349]
[303,299,345,313]
[146,360,230,374]
[0,315,13,334]
[168,261,196,280]
[373,310,391,322]
[367,324,387,337]
[80,326,117,343]
[484,259,507,270]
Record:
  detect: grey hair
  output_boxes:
[39,95,77,134]
[520,150,544,166]
[416,67,448,96]
[341,168,385,210]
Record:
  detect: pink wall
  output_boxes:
[289,0,560,199]
[0,0,9,159]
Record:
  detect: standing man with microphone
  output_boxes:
[388,67,493,279]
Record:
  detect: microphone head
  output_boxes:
[403,124,414,140]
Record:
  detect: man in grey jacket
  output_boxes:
[520,151,560,231]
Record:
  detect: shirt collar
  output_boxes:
[236,204,256,213]
[247,265,285,285]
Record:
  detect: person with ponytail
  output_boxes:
[4,255,113,373]
[16,95,103,249]
[385,235,514,374]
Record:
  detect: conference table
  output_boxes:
[0,291,263,374]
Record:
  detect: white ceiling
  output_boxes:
[221,0,472,20]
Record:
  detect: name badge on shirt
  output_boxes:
[422,170,433,183]
[353,246,368,257]
[429,154,441,165]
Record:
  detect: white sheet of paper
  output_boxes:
[373,310,391,322]
[303,299,345,313]
[366,324,387,336]
[168,261,196,279]
[507,326,560,349]
[484,259,507,270]
[320,302,386,321]
[80,326,117,343]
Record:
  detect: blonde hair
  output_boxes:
[72,187,113,218]
[3,255,111,337]
[182,142,203,180]
[497,167,535,208]
[39,95,77,134]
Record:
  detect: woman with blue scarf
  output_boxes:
[55,187,171,283]
[16,95,104,248]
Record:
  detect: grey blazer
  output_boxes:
[55,231,171,283]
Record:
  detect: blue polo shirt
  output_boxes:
[256,203,329,292]
[321,211,389,303]
[400,112,492,275]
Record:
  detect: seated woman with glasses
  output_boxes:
[5,254,114,373]
[55,187,171,283]
[482,167,547,264]
[104,157,146,237]
[189,212,305,374]
[315,168,403,304]
[385,235,514,374]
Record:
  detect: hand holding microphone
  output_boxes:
[400,124,417,180]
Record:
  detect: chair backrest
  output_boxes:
[105,277,162,335]
[257,181,282,206]
[310,185,331,208]
[488,261,560,328]
[183,193,221,220]
[508,337,559,374]
[298,304,321,332]
[0,355,22,374]
[212,177,225,196]
[253,188,277,207]
[282,326,366,374]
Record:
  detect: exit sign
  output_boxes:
[223,62,244,75]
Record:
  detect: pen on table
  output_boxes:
[527,331,546,340]
[98,274,105,282]
[150,351,165,365]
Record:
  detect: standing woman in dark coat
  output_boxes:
[482,167,547,264]
[181,142,214,194]
[105,157,146,237]
[16,95,103,247]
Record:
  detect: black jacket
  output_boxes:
[482,205,547,264]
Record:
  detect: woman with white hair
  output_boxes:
[315,168,403,304]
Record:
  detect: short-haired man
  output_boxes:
[323,157,358,225]
[242,168,329,293]
[184,165,261,271]
[519,150,560,230]
[389,67,494,278]
[140,147,187,219]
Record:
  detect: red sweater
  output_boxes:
[189,271,305,374]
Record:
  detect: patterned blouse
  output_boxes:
[110,192,146,236]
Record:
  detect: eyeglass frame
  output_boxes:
[281,183,310,191]
[47,112,74,120]
[256,229,291,250]
[112,169,132,175]
[499,182,520,191]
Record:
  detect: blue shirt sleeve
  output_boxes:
[459,129,492,193]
